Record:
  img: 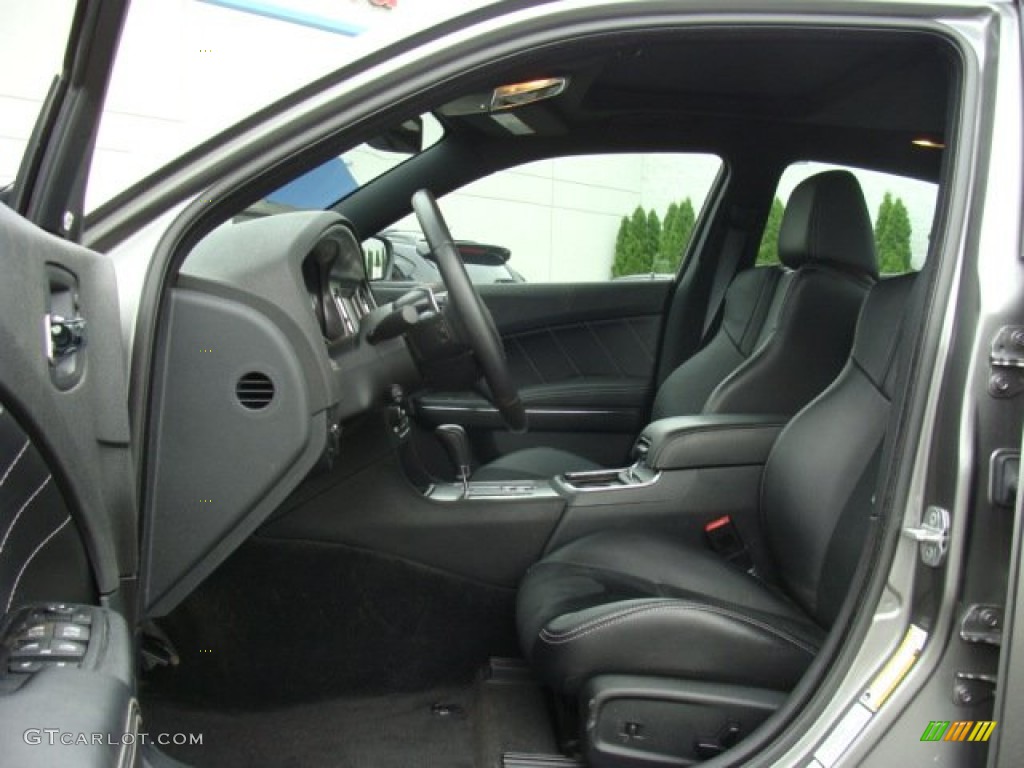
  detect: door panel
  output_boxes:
[0,407,95,610]
[0,205,134,594]
[0,0,137,762]
[0,204,137,763]
[372,280,672,466]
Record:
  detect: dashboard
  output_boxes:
[299,223,378,344]
[143,210,420,616]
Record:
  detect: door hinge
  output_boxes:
[953,672,997,707]
[961,603,1003,646]
[989,326,1024,398]
[903,505,950,567]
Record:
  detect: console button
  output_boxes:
[9,660,42,674]
[41,660,77,669]
[42,603,75,615]
[11,640,48,657]
[23,624,51,640]
[54,622,90,642]
[50,640,87,657]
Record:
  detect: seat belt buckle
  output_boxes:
[704,515,755,573]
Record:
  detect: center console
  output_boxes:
[424,415,785,540]
[543,414,787,553]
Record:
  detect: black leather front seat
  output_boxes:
[516,273,916,695]
[474,170,879,482]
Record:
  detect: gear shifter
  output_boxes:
[436,424,472,497]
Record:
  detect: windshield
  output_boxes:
[268,113,440,210]
[237,112,442,216]
[85,0,493,211]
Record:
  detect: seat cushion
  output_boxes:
[517,531,824,695]
[472,447,602,481]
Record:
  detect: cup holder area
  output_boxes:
[562,464,659,491]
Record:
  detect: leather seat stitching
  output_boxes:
[0,475,52,559]
[539,601,817,656]
[5,515,71,613]
[0,439,29,488]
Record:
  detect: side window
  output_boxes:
[384,153,722,284]
[758,162,938,274]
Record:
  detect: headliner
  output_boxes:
[436,26,955,182]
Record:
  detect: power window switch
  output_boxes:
[42,603,75,616]
[22,624,51,640]
[54,622,90,642]
[11,639,49,657]
[41,660,78,670]
[50,640,87,658]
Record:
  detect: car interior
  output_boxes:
[1,18,960,768]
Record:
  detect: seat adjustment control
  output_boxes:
[694,721,742,759]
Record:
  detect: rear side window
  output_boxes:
[759,162,938,274]
[385,153,722,284]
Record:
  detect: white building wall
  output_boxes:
[392,154,723,282]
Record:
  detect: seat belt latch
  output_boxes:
[704,515,754,572]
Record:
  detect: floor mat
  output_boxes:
[144,686,476,768]
[473,662,558,767]
[143,663,563,768]
[145,537,519,708]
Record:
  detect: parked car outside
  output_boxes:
[374,228,525,284]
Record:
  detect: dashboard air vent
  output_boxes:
[236,372,275,410]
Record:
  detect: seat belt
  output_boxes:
[700,225,747,340]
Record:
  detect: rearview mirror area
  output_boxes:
[366,116,425,155]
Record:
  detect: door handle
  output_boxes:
[46,313,87,362]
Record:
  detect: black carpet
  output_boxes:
[144,686,476,768]
[141,532,558,766]
[143,672,559,768]
[473,672,558,767]
[144,536,519,708]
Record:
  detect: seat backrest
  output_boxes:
[761,273,916,627]
[651,170,878,420]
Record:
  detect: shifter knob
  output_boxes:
[436,424,472,491]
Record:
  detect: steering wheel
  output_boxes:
[411,189,527,433]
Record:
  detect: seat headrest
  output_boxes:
[778,170,879,279]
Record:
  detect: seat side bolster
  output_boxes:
[531,598,822,695]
